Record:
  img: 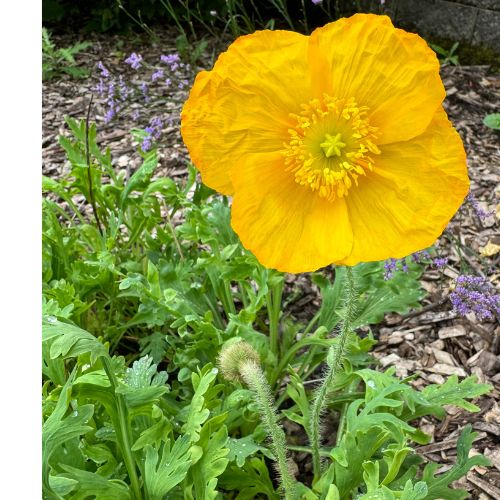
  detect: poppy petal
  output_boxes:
[309,14,445,145]
[230,152,353,273]
[341,108,468,265]
[181,30,310,195]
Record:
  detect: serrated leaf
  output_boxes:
[400,480,428,500]
[43,319,107,364]
[417,375,492,417]
[180,367,218,442]
[125,356,168,389]
[226,435,264,468]
[139,332,168,363]
[219,458,279,499]
[190,417,229,499]
[42,371,94,497]
[143,435,192,499]
[58,465,130,499]
[422,425,490,499]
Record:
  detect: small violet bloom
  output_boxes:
[161,53,180,72]
[151,69,164,81]
[311,0,323,4]
[467,193,494,222]
[97,61,110,78]
[125,52,143,70]
[433,257,448,269]
[384,258,398,280]
[450,275,500,321]
[142,117,163,152]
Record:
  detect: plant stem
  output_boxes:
[240,362,296,499]
[102,357,143,500]
[267,276,284,359]
[309,266,356,480]
[84,94,103,236]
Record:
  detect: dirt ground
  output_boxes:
[42,27,500,498]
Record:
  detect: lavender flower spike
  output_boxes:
[450,275,500,321]
[125,52,143,70]
[467,193,494,222]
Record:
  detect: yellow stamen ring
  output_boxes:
[282,95,380,201]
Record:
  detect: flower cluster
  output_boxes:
[383,251,447,280]
[92,51,192,150]
[124,52,143,70]
[142,117,163,152]
[467,193,494,223]
[450,275,500,321]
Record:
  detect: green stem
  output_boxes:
[335,379,359,446]
[267,276,284,359]
[102,357,143,500]
[240,362,296,499]
[309,266,356,480]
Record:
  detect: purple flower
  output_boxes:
[161,53,180,72]
[467,193,494,223]
[161,54,180,65]
[125,52,143,70]
[178,79,189,90]
[165,78,172,88]
[311,0,323,4]
[450,275,500,321]
[384,259,398,280]
[151,69,164,81]
[94,78,106,97]
[105,107,116,124]
[141,117,163,152]
[433,257,448,269]
[97,61,110,78]
[118,76,130,102]
[141,134,153,152]
[411,250,431,263]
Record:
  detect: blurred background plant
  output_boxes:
[42,27,92,80]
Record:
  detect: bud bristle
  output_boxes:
[218,341,261,383]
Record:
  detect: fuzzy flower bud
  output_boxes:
[218,341,260,383]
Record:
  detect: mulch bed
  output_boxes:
[42,27,500,499]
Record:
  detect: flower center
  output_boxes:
[320,133,346,158]
[282,95,380,201]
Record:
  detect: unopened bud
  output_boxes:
[218,341,260,383]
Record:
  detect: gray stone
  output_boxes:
[396,0,478,42]
[472,8,500,51]
[449,0,500,10]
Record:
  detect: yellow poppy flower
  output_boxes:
[181,14,469,273]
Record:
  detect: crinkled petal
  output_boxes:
[181,30,311,195]
[341,108,469,265]
[309,14,445,145]
[230,152,353,273]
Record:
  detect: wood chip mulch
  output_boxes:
[42,28,500,499]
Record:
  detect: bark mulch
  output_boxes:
[42,27,500,499]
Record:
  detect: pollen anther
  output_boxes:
[282,95,380,201]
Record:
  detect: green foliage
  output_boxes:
[42,28,91,80]
[483,113,500,130]
[42,120,491,498]
[429,41,459,66]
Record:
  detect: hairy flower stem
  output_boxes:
[240,362,296,499]
[310,266,356,480]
